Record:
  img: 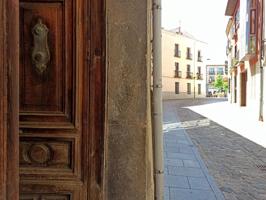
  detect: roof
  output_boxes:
[162,27,207,44]
[225,0,238,16]
[169,27,198,40]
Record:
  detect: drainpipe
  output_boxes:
[259,0,264,121]
[193,41,196,99]
[152,0,164,199]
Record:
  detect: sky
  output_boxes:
[162,0,230,64]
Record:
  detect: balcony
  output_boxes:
[174,50,181,58]
[186,53,192,60]
[232,50,239,66]
[174,70,182,78]
[186,72,193,79]
[197,56,203,62]
[226,44,232,56]
[241,7,257,61]
[196,73,203,80]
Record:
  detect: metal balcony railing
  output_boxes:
[174,50,181,58]
[197,56,203,62]
[196,73,203,80]
[186,72,193,79]
[230,49,240,66]
[174,70,182,78]
[186,53,192,60]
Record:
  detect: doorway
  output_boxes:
[234,75,237,103]
[240,71,247,106]
[1,0,106,199]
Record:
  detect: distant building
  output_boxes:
[162,28,207,99]
[206,64,228,95]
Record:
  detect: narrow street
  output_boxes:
[164,99,266,200]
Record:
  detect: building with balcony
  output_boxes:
[225,0,263,120]
[162,28,207,99]
[206,64,228,95]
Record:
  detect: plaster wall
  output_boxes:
[162,29,207,99]
[105,0,154,199]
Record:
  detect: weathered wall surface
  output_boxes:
[105,0,154,199]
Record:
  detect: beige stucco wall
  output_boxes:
[162,29,207,99]
[105,0,154,200]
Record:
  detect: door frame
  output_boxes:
[0,0,106,199]
[0,0,19,199]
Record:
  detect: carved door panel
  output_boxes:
[19,0,104,199]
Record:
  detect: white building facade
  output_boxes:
[225,0,264,121]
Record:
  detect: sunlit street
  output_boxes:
[164,99,266,200]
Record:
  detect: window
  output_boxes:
[197,67,202,79]
[209,68,215,75]
[187,65,191,72]
[197,66,201,74]
[187,83,191,94]
[197,50,202,61]
[225,62,228,75]
[250,8,256,35]
[186,48,192,59]
[251,0,256,7]
[235,9,240,30]
[198,84,201,95]
[217,67,224,75]
[174,44,181,57]
[174,62,180,78]
[175,62,179,71]
[186,65,192,78]
[175,82,179,94]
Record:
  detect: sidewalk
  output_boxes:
[163,101,225,200]
[186,101,266,148]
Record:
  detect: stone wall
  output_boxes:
[105,0,154,199]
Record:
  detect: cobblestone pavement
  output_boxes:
[165,98,266,200]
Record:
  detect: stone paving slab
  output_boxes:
[183,159,200,168]
[170,188,217,200]
[165,158,184,167]
[165,175,190,188]
[167,166,205,177]
[163,100,225,200]
[188,177,212,190]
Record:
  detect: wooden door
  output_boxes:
[240,71,247,106]
[19,0,105,199]
[234,75,237,103]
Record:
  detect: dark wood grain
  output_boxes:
[87,1,106,199]
[19,1,74,127]
[1,0,105,198]
[19,0,106,199]
[0,0,20,199]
